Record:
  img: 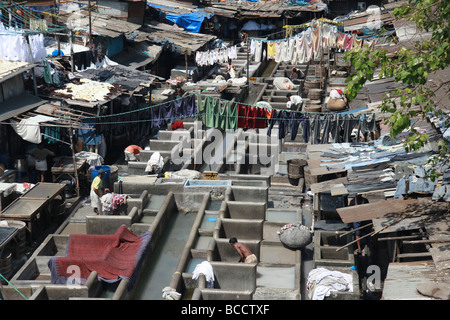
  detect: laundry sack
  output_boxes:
[327,97,347,111]
[277,223,312,249]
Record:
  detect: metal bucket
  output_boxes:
[287,159,307,187]
[287,159,306,179]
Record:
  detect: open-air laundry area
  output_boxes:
[0,0,449,302]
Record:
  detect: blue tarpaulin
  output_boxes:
[148,3,213,33]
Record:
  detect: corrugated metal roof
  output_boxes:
[0,94,47,122]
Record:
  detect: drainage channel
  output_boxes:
[130,210,197,300]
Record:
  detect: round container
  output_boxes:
[287,159,307,179]
[4,220,27,257]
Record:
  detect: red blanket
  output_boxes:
[48,225,151,287]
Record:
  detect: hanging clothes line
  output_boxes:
[195,45,238,67]
[249,21,372,65]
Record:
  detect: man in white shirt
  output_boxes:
[286,93,303,110]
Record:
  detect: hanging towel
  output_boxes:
[337,32,346,49]
[227,101,238,130]
[352,35,363,51]
[267,41,275,59]
[286,38,295,63]
[281,40,290,63]
[329,25,338,48]
[304,28,314,62]
[343,34,353,51]
[296,34,306,64]
[254,41,263,63]
[322,23,331,48]
[312,25,321,60]
[274,41,282,63]
[250,39,256,55]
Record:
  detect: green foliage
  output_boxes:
[344,0,450,179]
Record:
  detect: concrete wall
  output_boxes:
[229,186,268,204]
[209,262,257,291]
[208,238,260,263]
[313,230,355,268]
[86,206,142,234]
[224,201,266,220]
[216,218,264,241]
[195,289,253,300]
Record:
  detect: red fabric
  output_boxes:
[237,104,249,128]
[254,107,267,128]
[48,225,150,284]
[238,105,267,129]
[171,120,184,130]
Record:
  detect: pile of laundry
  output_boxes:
[307,267,353,300]
[101,193,127,215]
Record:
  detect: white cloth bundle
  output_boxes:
[192,261,215,288]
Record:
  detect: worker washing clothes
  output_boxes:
[289,67,305,84]
[90,169,108,215]
[28,143,55,182]
[124,144,142,162]
[229,237,257,263]
[145,151,164,176]
[286,93,303,111]
[224,58,236,80]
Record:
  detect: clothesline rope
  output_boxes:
[0,272,28,300]
[75,92,374,122]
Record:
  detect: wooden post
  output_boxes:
[185,49,188,81]
[53,0,60,56]
[69,30,74,73]
[69,126,80,197]
[88,0,92,46]
[246,44,249,84]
